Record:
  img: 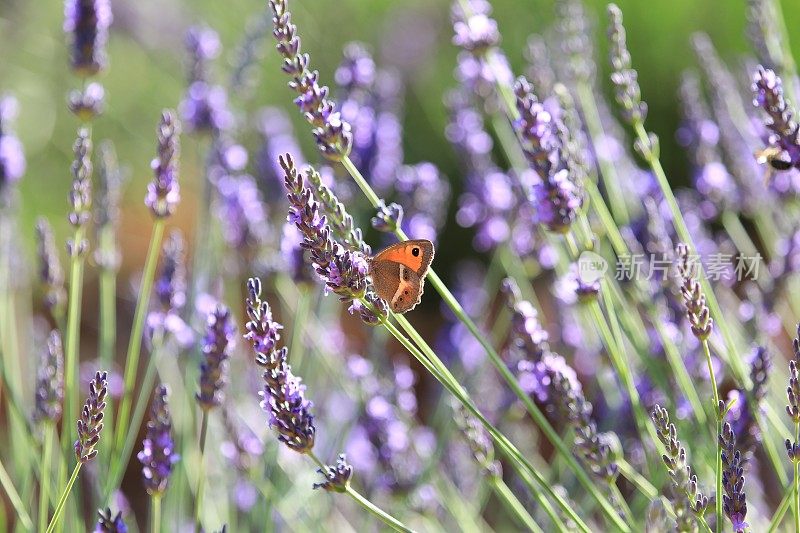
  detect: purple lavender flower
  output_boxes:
[68,82,105,120]
[244,277,284,367]
[215,174,269,252]
[335,43,378,174]
[185,25,220,84]
[146,230,192,346]
[138,385,179,495]
[395,162,451,243]
[269,0,352,160]
[555,0,595,85]
[35,330,65,424]
[145,110,181,218]
[63,0,112,76]
[720,422,748,533]
[371,201,403,233]
[607,4,647,125]
[501,278,549,364]
[75,370,108,463]
[181,82,232,134]
[0,95,26,196]
[752,66,800,171]
[726,347,771,467]
[197,305,236,411]
[304,166,371,255]
[454,403,500,477]
[314,454,353,492]
[95,508,127,533]
[786,325,800,461]
[257,107,306,199]
[651,405,709,525]
[281,154,386,324]
[35,218,67,320]
[514,77,582,233]
[675,243,713,340]
[260,335,315,453]
[280,222,314,284]
[67,129,93,258]
[451,0,500,54]
[94,141,125,271]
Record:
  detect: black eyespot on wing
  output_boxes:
[412,247,420,257]
[404,290,409,295]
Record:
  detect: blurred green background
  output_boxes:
[2,0,799,269]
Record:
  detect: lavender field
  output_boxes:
[3,0,800,531]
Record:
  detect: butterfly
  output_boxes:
[368,239,435,313]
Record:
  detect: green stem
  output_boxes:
[384,314,581,533]
[0,454,33,531]
[39,424,55,533]
[45,463,81,533]
[489,475,544,533]
[98,226,117,367]
[152,494,162,533]
[701,340,722,533]
[575,81,630,225]
[114,219,165,457]
[308,452,413,532]
[340,155,625,531]
[194,409,210,533]
[63,233,86,454]
[104,333,164,499]
[768,481,795,532]
[795,421,799,533]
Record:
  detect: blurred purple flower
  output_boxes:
[68,82,105,120]
[67,129,93,258]
[138,385,179,495]
[145,110,181,218]
[314,454,353,492]
[35,218,67,320]
[0,96,25,195]
[451,0,500,54]
[35,330,64,424]
[215,174,269,252]
[257,107,306,198]
[197,305,236,411]
[752,66,800,171]
[395,162,450,243]
[63,0,112,76]
[720,423,748,533]
[95,508,127,533]
[147,230,193,347]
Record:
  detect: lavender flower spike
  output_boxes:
[752,66,800,171]
[63,0,113,76]
[786,325,800,461]
[197,305,236,411]
[513,77,581,233]
[75,371,108,463]
[145,110,181,218]
[607,4,647,124]
[720,423,748,533]
[35,330,65,424]
[36,218,67,319]
[0,95,26,197]
[651,405,709,527]
[67,129,93,258]
[94,508,127,533]
[269,0,353,160]
[314,454,353,492]
[245,277,315,452]
[675,243,713,340]
[280,154,387,324]
[451,0,500,54]
[138,385,179,495]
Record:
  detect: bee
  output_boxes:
[756,145,793,171]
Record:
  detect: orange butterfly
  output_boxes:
[368,240,435,313]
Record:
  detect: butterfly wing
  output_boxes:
[369,240,434,313]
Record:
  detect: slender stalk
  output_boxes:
[489,475,544,533]
[38,424,55,533]
[45,463,81,533]
[340,155,625,531]
[768,482,795,532]
[0,455,33,531]
[98,226,117,367]
[383,314,588,532]
[307,452,414,532]
[795,420,799,533]
[114,219,166,456]
[104,333,164,499]
[194,409,210,533]
[63,230,86,451]
[152,494,162,533]
[700,340,722,533]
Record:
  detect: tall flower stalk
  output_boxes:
[35,330,64,532]
[113,110,180,461]
[139,385,178,533]
[787,326,800,532]
[48,371,108,533]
